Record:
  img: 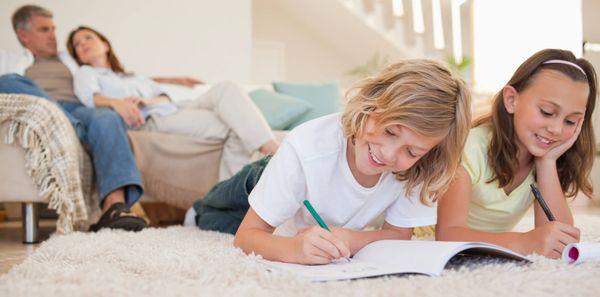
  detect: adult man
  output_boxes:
[0,5,146,231]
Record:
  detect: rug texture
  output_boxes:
[1,214,599,297]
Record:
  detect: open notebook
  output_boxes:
[261,240,530,282]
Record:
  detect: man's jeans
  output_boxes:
[0,73,143,206]
[193,155,272,234]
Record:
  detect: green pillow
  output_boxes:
[249,89,313,130]
[272,81,341,129]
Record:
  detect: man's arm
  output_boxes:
[151,76,203,87]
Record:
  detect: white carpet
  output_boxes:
[1,215,600,297]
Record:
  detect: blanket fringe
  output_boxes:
[5,115,77,233]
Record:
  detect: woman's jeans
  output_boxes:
[193,156,272,234]
[0,74,143,206]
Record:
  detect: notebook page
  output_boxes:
[261,258,399,282]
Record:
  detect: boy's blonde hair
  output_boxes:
[341,59,471,205]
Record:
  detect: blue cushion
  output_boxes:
[272,81,341,129]
[248,89,313,130]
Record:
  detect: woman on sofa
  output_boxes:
[66,26,279,180]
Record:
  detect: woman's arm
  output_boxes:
[436,166,579,259]
[141,95,171,106]
[234,208,350,265]
[93,94,145,128]
[73,66,144,128]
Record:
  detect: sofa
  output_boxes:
[0,93,256,243]
[1,80,342,243]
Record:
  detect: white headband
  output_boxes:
[543,59,587,76]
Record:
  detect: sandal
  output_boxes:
[89,202,147,232]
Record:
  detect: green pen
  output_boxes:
[303,199,331,231]
[302,199,350,262]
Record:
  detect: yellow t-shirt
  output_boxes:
[463,125,534,232]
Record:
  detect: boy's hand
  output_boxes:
[522,221,580,259]
[293,226,351,265]
[330,227,358,255]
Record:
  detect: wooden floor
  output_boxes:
[1,202,599,275]
[0,219,56,274]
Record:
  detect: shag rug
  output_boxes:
[1,214,600,297]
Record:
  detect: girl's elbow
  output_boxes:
[435,225,452,241]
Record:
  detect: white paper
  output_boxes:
[261,240,529,282]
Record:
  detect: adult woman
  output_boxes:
[67,26,278,180]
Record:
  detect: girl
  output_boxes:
[191,59,472,264]
[66,26,279,180]
[436,49,597,259]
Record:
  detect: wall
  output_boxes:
[252,0,359,86]
[0,0,251,82]
[582,0,600,196]
[471,0,582,94]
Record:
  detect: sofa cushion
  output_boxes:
[248,89,313,130]
[272,81,341,129]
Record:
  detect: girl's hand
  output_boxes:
[110,100,145,128]
[540,119,583,162]
[292,226,351,265]
[521,221,580,259]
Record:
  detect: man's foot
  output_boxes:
[89,202,147,232]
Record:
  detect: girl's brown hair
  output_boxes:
[341,59,472,205]
[475,48,597,198]
[67,26,126,74]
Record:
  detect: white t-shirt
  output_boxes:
[248,113,436,236]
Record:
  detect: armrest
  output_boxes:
[0,94,99,233]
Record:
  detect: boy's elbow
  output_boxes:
[233,231,252,255]
[233,233,244,250]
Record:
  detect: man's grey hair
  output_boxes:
[11,5,53,32]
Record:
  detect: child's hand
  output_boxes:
[522,221,580,258]
[293,226,351,265]
[540,119,583,162]
[330,227,358,255]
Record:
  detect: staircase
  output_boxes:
[252,0,470,83]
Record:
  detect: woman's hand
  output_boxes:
[539,119,583,162]
[124,96,145,108]
[110,99,145,128]
[292,226,351,265]
[128,95,170,107]
[521,221,580,259]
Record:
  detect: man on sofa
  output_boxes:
[0,5,147,232]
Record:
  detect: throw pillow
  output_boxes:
[272,81,341,129]
[248,89,313,130]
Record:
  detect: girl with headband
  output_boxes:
[436,48,597,259]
